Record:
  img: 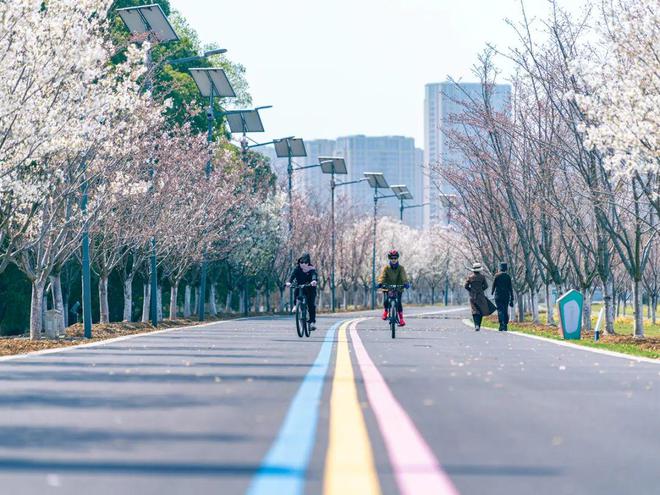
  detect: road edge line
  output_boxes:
[460,319,660,364]
[0,318,243,363]
[413,307,468,317]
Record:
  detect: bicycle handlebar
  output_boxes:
[381,284,405,289]
[290,282,315,288]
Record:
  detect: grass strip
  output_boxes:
[485,316,660,360]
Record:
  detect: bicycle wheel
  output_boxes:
[390,302,397,339]
[302,302,310,337]
[295,301,305,338]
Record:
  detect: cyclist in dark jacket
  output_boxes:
[286,253,318,329]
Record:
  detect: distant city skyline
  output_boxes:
[259,134,424,228]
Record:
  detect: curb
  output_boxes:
[461,319,660,364]
[0,318,244,363]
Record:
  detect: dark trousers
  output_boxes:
[383,292,403,313]
[472,313,483,328]
[295,287,317,322]
[496,299,509,330]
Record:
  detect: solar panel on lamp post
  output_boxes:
[319,157,348,312]
[116,4,179,43]
[391,184,417,221]
[226,107,270,157]
[114,4,180,332]
[364,172,390,310]
[189,68,236,322]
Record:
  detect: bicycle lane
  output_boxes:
[246,319,342,495]
[247,314,460,495]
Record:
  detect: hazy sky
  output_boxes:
[170,0,576,148]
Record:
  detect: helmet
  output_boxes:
[298,253,311,264]
[387,250,400,260]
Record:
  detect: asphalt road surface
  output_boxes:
[0,306,658,494]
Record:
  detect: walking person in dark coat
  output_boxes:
[464,262,494,331]
[492,262,514,331]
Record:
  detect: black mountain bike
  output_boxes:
[382,284,404,339]
[292,282,313,338]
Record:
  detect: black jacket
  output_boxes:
[492,272,514,304]
[289,265,318,286]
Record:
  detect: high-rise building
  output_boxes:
[295,139,336,206]
[260,136,424,228]
[423,81,511,229]
[335,135,423,228]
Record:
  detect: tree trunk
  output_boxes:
[123,276,133,322]
[652,294,657,325]
[169,283,179,319]
[184,285,192,318]
[30,279,47,340]
[517,296,524,323]
[342,289,347,310]
[157,285,163,321]
[239,289,245,315]
[545,283,555,325]
[99,274,110,324]
[633,279,644,338]
[582,289,592,332]
[50,272,66,332]
[616,293,621,317]
[141,283,150,323]
[278,287,285,312]
[209,284,218,316]
[193,286,199,315]
[225,289,233,313]
[531,290,540,324]
[318,289,324,311]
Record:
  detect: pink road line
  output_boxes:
[349,320,460,495]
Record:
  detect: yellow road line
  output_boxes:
[324,319,381,495]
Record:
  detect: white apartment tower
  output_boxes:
[423,81,511,229]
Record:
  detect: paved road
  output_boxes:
[0,307,659,494]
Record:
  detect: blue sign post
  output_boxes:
[557,289,584,340]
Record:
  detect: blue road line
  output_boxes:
[246,320,342,495]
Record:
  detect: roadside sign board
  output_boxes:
[557,289,583,340]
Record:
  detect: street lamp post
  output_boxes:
[80,161,93,339]
[116,3,180,329]
[189,67,236,321]
[274,138,307,308]
[225,106,272,316]
[319,158,351,312]
[272,138,307,235]
[444,256,450,306]
[364,172,396,309]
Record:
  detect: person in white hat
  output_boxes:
[464,262,494,330]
